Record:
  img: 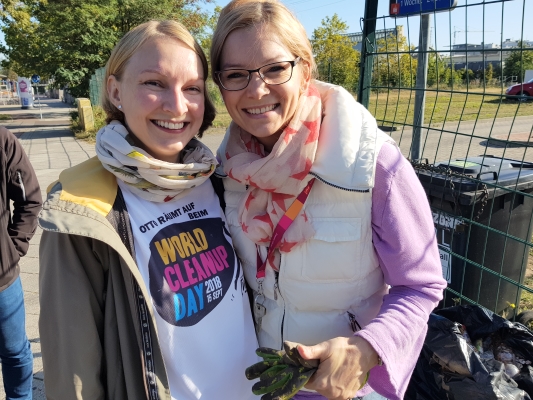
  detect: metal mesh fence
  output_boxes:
[359,0,533,318]
[89,67,106,107]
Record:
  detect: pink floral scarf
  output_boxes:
[222,85,322,260]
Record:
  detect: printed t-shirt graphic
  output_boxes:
[117,179,258,400]
[150,218,235,326]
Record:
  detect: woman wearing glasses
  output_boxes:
[211,1,446,399]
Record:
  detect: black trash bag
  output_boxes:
[405,305,533,400]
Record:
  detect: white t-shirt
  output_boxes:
[118,179,258,400]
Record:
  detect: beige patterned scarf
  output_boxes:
[96,121,216,202]
[221,85,322,255]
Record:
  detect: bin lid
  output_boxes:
[417,155,533,201]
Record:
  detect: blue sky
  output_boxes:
[1,0,530,60]
[204,0,531,51]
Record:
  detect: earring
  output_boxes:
[117,105,122,110]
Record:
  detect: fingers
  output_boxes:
[252,369,291,395]
[256,347,284,360]
[261,368,315,400]
[302,337,371,400]
[245,359,284,380]
[297,341,329,362]
[284,341,319,369]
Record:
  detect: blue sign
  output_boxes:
[31,74,40,84]
[390,0,457,17]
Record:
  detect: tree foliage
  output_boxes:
[1,0,213,97]
[485,63,494,82]
[311,14,359,92]
[373,34,416,88]
[503,42,533,83]
[426,52,447,87]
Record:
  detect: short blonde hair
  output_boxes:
[210,0,317,83]
[102,20,215,137]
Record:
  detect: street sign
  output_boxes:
[390,0,457,17]
[31,74,40,84]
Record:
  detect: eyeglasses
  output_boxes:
[215,57,301,91]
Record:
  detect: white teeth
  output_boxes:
[246,104,276,114]
[154,120,185,130]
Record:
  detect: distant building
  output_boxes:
[343,26,404,51]
[447,40,532,71]
[501,38,533,48]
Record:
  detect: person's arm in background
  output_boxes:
[4,127,42,256]
[300,142,446,400]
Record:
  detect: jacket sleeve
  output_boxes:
[4,128,42,256]
[39,230,107,400]
[354,142,447,400]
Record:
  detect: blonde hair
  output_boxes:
[102,20,215,137]
[210,0,317,83]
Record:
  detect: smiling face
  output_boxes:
[219,24,310,151]
[107,36,205,163]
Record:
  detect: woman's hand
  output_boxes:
[298,336,379,400]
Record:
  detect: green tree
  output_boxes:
[461,68,475,84]
[1,0,213,97]
[372,31,417,88]
[0,66,18,80]
[503,41,533,83]
[311,14,360,92]
[485,63,494,85]
[426,51,452,87]
[443,66,463,86]
[196,5,220,61]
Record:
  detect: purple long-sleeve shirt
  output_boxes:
[294,141,447,400]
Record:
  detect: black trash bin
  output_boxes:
[416,155,533,314]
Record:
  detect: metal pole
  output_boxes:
[357,0,379,108]
[411,14,431,161]
[37,86,42,119]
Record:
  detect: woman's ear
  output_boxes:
[300,61,311,94]
[107,75,121,107]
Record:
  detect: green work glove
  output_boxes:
[254,364,316,400]
[246,341,319,400]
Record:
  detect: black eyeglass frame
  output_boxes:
[215,57,301,91]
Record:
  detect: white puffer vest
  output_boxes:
[218,81,395,350]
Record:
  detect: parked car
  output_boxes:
[505,78,533,101]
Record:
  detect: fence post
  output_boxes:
[411,14,431,161]
[357,0,378,108]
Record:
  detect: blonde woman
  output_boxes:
[211,1,447,399]
[39,20,258,399]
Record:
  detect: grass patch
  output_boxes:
[209,86,532,131]
[69,86,531,138]
[0,114,11,121]
[71,105,106,142]
[519,275,533,330]
[212,105,232,129]
[520,278,533,310]
[367,87,532,126]
[519,238,533,322]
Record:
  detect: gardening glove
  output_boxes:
[246,341,319,400]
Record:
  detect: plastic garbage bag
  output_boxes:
[405,305,533,400]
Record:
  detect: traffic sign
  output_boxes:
[31,74,40,84]
[390,0,457,17]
